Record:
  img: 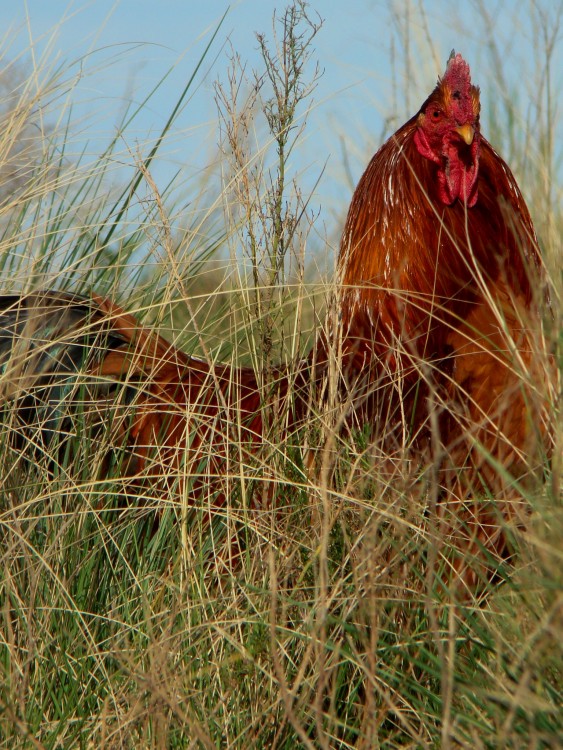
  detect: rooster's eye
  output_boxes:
[431,109,442,120]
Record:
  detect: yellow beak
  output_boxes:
[455,124,475,145]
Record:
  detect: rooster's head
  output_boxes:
[414,51,481,207]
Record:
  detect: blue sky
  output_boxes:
[1,1,405,171]
[1,1,559,243]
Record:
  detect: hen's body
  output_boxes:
[0,292,305,510]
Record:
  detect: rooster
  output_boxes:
[319,51,556,590]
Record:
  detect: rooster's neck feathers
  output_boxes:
[338,53,540,356]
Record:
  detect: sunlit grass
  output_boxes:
[0,2,561,749]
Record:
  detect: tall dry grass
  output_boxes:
[0,2,561,748]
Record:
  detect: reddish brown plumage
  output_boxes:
[0,292,305,513]
[323,52,556,590]
[89,295,274,506]
[337,57,540,370]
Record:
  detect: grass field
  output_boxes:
[0,2,561,748]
